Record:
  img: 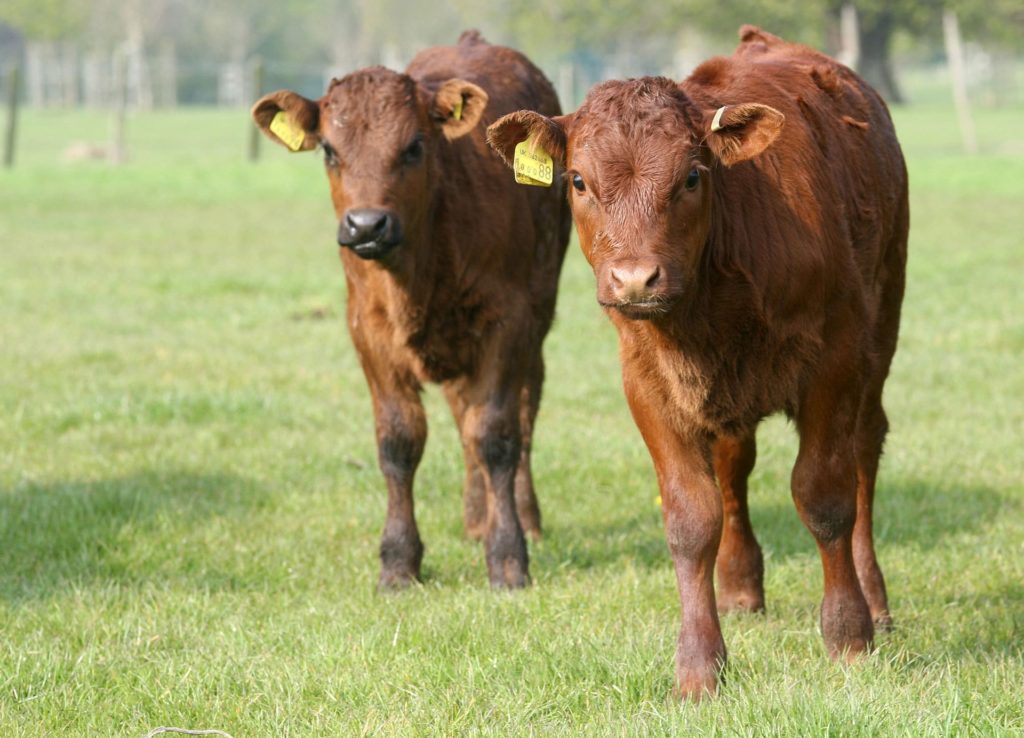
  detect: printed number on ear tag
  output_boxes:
[513,137,553,187]
[270,111,305,151]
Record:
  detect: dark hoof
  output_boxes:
[377,569,419,592]
[379,534,423,590]
[484,524,530,589]
[487,556,531,590]
[821,587,874,662]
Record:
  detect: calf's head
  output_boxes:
[253,68,487,261]
[488,77,783,318]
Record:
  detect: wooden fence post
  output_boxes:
[943,10,977,155]
[111,48,127,165]
[248,58,264,162]
[3,65,19,169]
[837,4,860,70]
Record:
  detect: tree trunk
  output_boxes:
[857,9,903,103]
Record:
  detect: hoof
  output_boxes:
[674,642,726,702]
[674,670,720,702]
[873,611,894,632]
[377,569,419,592]
[487,556,531,590]
[379,533,423,590]
[830,639,873,664]
[716,588,765,615]
[715,546,765,616]
[485,525,530,589]
[821,589,874,661]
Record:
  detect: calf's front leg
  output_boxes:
[626,382,725,699]
[369,383,427,591]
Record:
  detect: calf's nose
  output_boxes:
[339,208,394,246]
[609,263,663,303]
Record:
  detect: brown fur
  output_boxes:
[252,32,571,590]
[488,26,908,697]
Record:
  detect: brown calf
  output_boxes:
[253,31,570,589]
[489,26,908,697]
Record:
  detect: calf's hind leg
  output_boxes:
[713,432,765,614]
[461,390,530,589]
[853,388,892,629]
[852,231,904,629]
[513,355,544,540]
[792,361,874,659]
[444,386,487,541]
[448,358,544,543]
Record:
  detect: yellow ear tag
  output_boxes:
[513,136,553,187]
[269,110,305,152]
[452,98,463,121]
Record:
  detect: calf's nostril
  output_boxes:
[644,266,661,289]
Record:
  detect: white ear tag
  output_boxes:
[711,106,728,133]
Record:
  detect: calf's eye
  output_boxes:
[572,174,586,193]
[402,138,424,165]
[685,167,700,191]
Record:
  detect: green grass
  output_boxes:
[2,103,1023,736]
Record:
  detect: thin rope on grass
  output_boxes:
[143,729,235,738]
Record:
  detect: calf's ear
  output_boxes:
[431,79,488,140]
[705,103,784,166]
[486,110,568,169]
[251,90,321,152]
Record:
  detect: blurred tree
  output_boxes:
[0,0,90,40]
[5,0,1024,104]
[833,0,1023,102]
[670,0,828,47]
[948,0,1024,51]
[823,1,942,103]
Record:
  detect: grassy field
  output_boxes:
[2,101,1023,736]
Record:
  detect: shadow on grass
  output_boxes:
[0,470,271,603]
[534,476,1017,575]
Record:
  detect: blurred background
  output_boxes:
[2,0,1023,166]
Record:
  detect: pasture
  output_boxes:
[1,102,1022,735]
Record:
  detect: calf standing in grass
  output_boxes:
[252,31,570,589]
[488,26,908,697]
